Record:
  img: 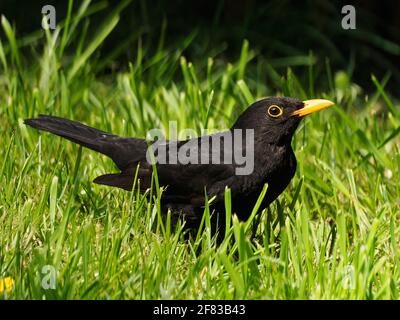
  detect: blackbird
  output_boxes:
[25,97,333,231]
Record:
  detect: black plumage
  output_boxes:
[25,97,333,231]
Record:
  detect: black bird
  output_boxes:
[25,97,333,231]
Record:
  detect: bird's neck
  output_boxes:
[255,140,295,171]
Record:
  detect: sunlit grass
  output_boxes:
[0,1,399,299]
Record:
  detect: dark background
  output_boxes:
[1,0,399,94]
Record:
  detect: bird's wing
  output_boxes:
[149,133,256,206]
[93,139,239,202]
[24,115,259,204]
[156,161,237,201]
[96,131,261,208]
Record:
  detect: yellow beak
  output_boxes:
[292,99,335,117]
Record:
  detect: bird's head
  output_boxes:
[232,96,334,145]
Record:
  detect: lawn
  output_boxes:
[1,2,400,299]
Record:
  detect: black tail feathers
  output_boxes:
[24,115,116,154]
[24,115,148,170]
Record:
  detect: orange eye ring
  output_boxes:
[267,105,283,118]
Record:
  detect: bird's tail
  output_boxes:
[24,114,117,155]
[25,115,152,190]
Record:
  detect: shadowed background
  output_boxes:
[1,0,399,95]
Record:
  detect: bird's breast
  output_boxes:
[256,144,297,197]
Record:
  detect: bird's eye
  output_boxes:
[267,105,283,118]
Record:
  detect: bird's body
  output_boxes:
[25,97,333,231]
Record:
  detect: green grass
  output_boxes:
[1,2,400,299]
